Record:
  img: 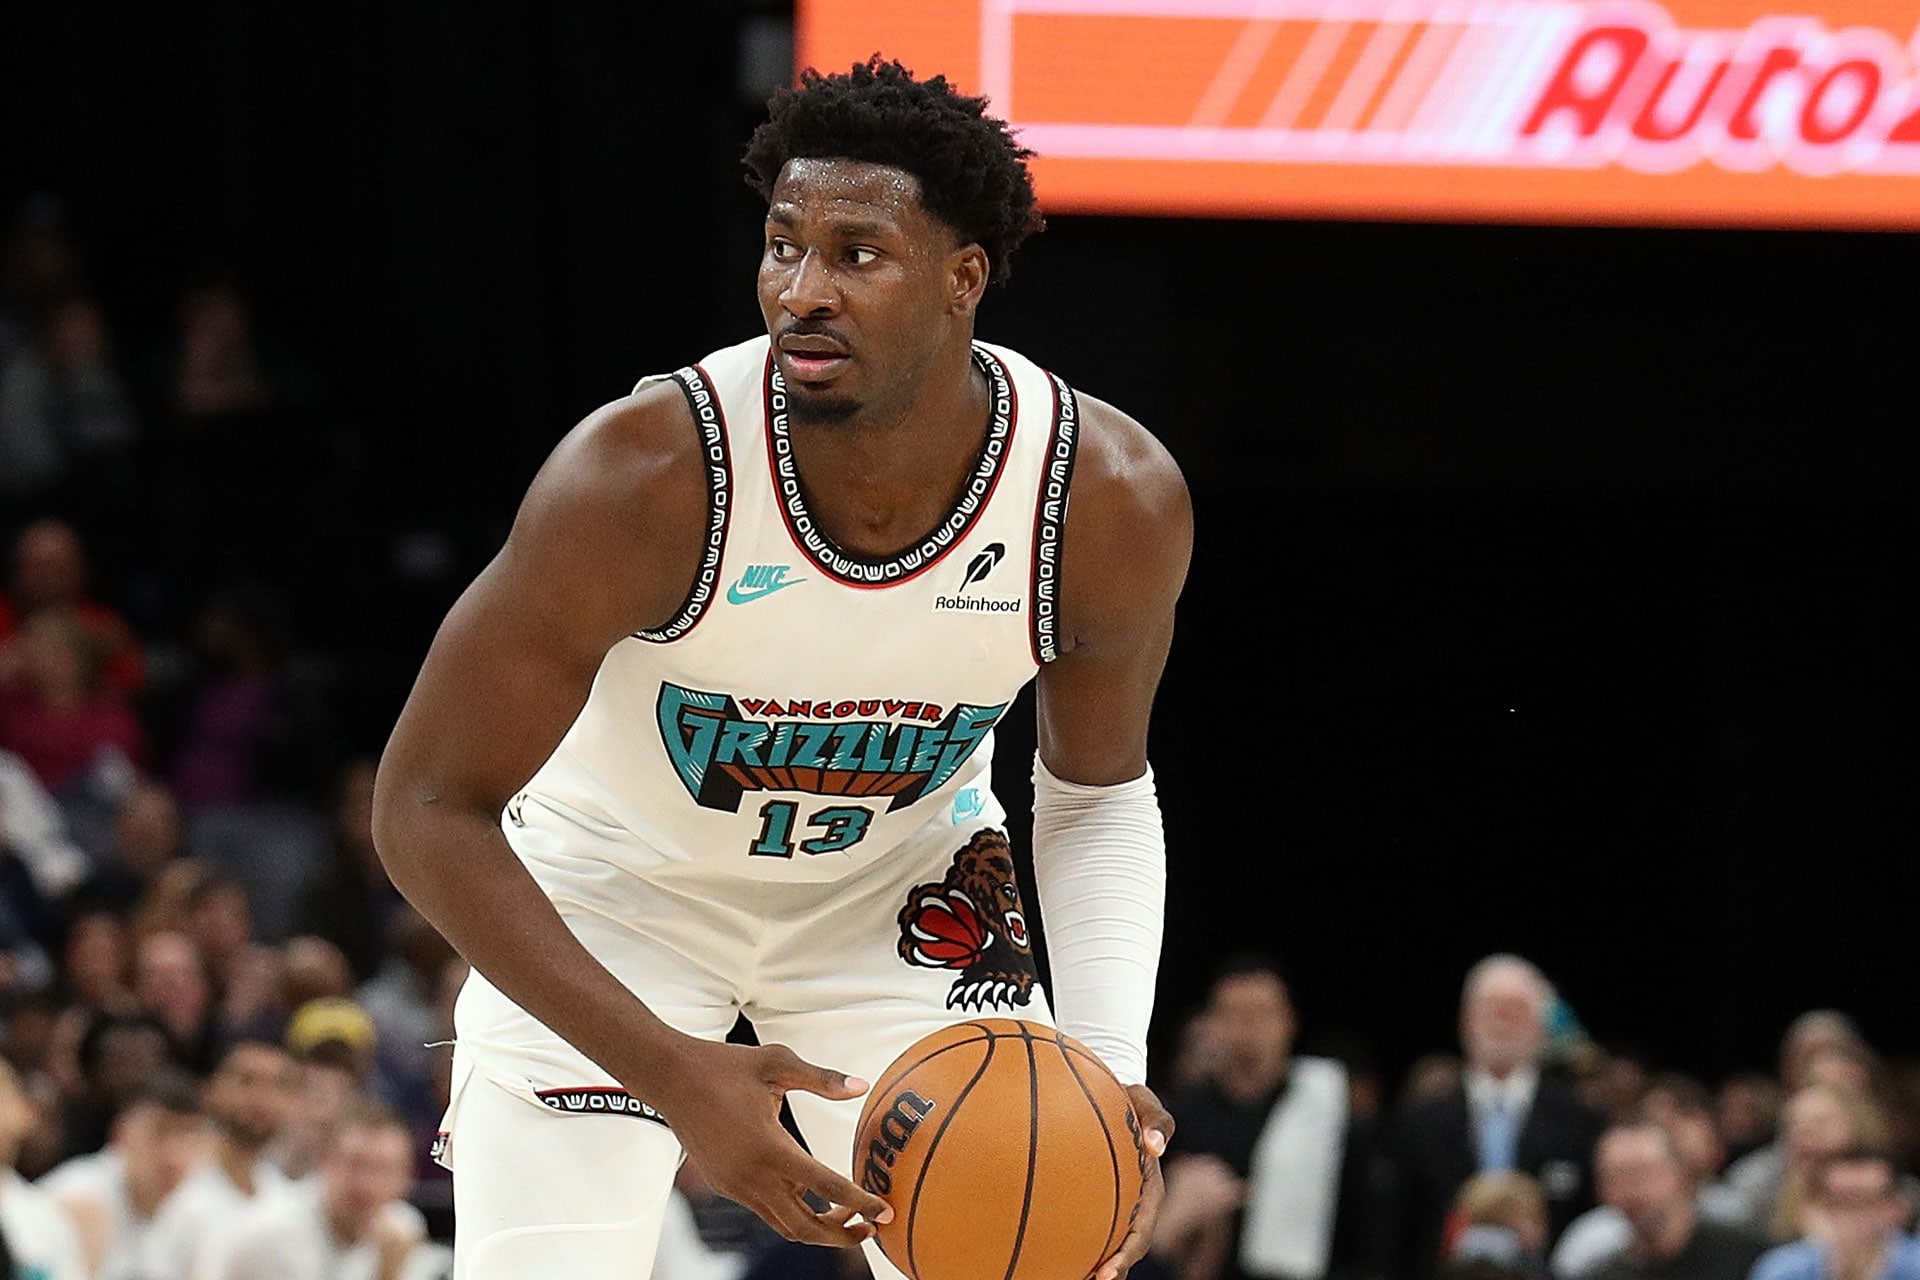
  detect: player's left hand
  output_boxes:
[1095,1083,1174,1280]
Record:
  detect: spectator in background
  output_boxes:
[0,297,139,506]
[56,911,134,1016]
[0,520,144,698]
[1780,1014,1874,1095]
[1578,1049,1652,1130]
[57,1013,173,1165]
[1153,956,1387,1280]
[182,875,251,1001]
[1395,955,1608,1280]
[356,907,456,1138]
[1750,1148,1920,1280]
[292,758,400,984]
[1,745,91,903]
[1167,1003,1230,1093]
[130,860,209,945]
[0,1055,86,1280]
[4,990,65,1082]
[130,931,214,1073]
[1725,1081,1896,1244]
[41,1067,206,1280]
[165,591,284,809]
[69,781,184,919]
[0,610,145,796]
[141,1037,298,1280]
[1578,1124,1765,1280]
[284,998,376,1094]
[167,283,270,423]
[1717,1073,1786,1168]
[1444,1172,1550,1278]
[1,865,58,995]
[162,588,334,810]
[0,196,83,349]
[204,1100,443,1280]
[271,1004,373,1184]
[1551,1075,1752,1277]
[279,936,354,1016]
[1405,1057,1468,1109]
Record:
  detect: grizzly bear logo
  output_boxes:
[896,830,1039,1010]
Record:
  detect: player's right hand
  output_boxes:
[646,1038,895,1247]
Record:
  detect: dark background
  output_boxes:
[5,1,1915,1091]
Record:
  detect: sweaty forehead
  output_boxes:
[768,158,940,236]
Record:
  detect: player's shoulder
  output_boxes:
[1057,388,1191,581]
[512,365,717,557]
[1069,390,1188,516]
[533,335,764,510]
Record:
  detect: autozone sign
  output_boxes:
[798,0,1920,226]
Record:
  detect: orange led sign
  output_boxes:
[798,0,1920,226]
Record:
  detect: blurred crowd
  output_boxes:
[1135,955,1920,1280]
[0,514,463,1277]
[8,191,1919,1280]
[0,193,459,1279]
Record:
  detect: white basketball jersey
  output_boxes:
[517,335,1079,883]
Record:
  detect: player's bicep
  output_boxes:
[1036,602,1179,784]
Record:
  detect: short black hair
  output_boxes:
[1212,951,1292,991]
[743,56,1043,285]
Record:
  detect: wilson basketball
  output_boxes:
[852,1018,1146,1280]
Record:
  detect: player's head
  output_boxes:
[742,56,1043,425]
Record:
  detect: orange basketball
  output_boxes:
[852,1018,1146,1280]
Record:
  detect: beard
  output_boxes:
[787,385,861,426]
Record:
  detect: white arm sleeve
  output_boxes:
[1029,753,1167,1087]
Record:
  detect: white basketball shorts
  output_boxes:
[436,789,1054,1280]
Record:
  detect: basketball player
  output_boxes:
[373,57,1191,1280]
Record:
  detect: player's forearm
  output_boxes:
[374,800,688,1097]
[1029,754,1167,1086]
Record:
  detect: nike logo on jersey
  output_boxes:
[727,564,804,605]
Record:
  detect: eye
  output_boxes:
[846,246,880,267]
[767,237,801,263]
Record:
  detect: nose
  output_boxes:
[780,247,839,318]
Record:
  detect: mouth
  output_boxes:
[1003,910,1029,949]
[777,333,853,384]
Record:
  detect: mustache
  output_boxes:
[777,320,855,347]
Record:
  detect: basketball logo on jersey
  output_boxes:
[657,682,1007,813]
[896,830,1039,1010]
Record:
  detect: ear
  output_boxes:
[948,244,990,316]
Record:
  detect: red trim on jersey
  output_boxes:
[761,345,1019,590]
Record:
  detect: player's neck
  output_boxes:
[787,343,991,558]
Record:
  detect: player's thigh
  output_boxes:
[447,1059,683,1280]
